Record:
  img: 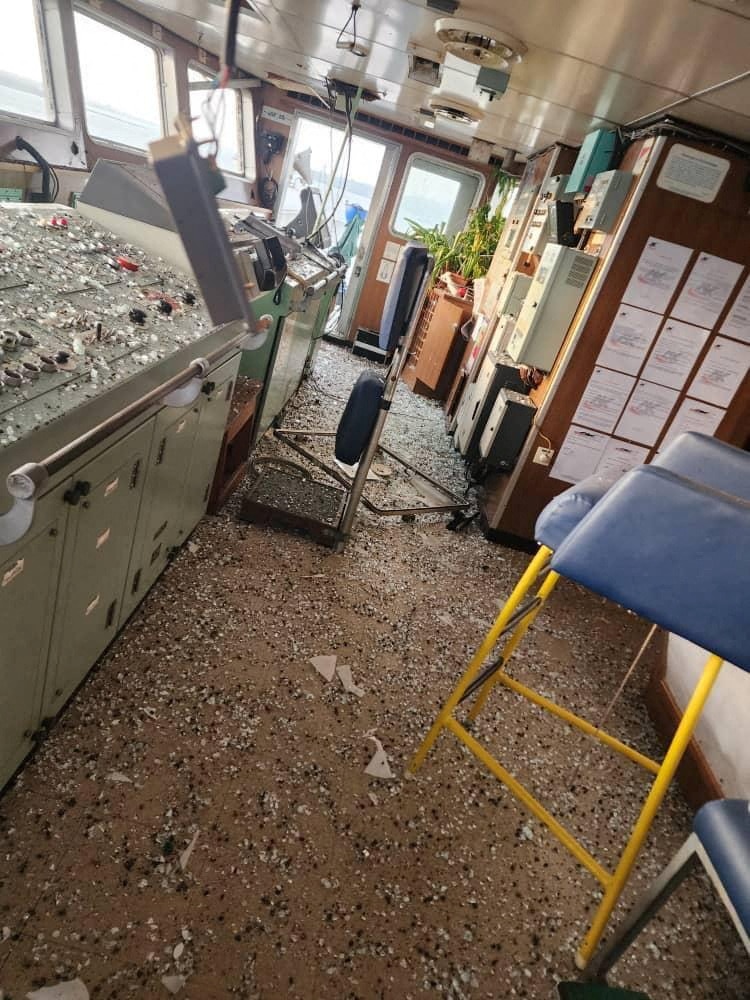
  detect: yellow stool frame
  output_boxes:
[410,544,724,969]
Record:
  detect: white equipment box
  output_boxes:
[576,170,632,232]
[506,244,597,371]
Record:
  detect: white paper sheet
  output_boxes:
[615,380,680,446]
[641,318,711,390]
[688,336,750,407]
[571,367,635,433]
[720,274,750,344]
[660,398,726,451]
[671,252,743,330]
[596,305,663,375]
[596,438,650,478]
[549,425,609,484]
[621,238,693,314]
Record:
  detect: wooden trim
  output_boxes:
[644,638,725,809]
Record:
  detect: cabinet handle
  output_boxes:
[105,600,117,628]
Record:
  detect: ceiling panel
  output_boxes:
[118,0,750,156]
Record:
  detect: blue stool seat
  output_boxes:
[694,799,750,936]
[656,433,750,501]
[551,465,750,673]
[535,475,617,550]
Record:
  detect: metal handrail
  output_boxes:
[6,319,250,503]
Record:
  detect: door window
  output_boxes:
[391,154,484,237]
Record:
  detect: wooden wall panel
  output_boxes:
[485,136,750,540]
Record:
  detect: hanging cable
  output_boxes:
[220,0,242,87]
[307,92,354,242]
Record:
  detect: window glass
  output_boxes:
[0,0,51,121]
[74,11,162,150]
[392,156,483,237]
[188,67,242,175]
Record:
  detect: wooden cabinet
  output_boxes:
[402,287,473,400]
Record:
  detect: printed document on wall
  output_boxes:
[621,238,693,314]
[596,438,649,479]
[615,380,679,446]
[660,398,725,451]
[720,274,750,344]
[671,252,743,329]
[596,305,663,375]
[571,366,635,433]
[688,337,750,407]
[641,318,710,390]
[549,425,608,485]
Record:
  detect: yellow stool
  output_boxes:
[411,442,750,968]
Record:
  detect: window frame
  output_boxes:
[73,3,167,154]
[187,61,245,177]
[389,152,486,239]
[0,0,56,127]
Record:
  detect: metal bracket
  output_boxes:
[0,463,49,546]
[161,358,210,407]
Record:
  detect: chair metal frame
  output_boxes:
[410,542,725,968]
[585,826,750,982]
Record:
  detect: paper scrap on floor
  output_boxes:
[337,664,365,697]
[365,736,395,779]
[27,981,90,1000]
[310,654,337,681]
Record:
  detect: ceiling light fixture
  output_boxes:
[434,18,526,69]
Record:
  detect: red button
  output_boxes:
[117,256,139,271]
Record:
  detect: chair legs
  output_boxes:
[576,654,724,968]
[410,544,726,969]
[583,836,700,982]
[409,545,553,773]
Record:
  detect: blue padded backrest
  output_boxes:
[551,465,750,672]
[655,432,750,502]
[379,243,432,353]
[534,475,617,551]
[694,798,750,935]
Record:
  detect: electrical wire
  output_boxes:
[221,0,242,84]
[307,92,354,243]
[335,1,361,52]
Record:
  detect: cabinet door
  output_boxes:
[121,405,201,622]
[415,298,465,390]
[180,358,238,537]
[44,421,154,717]
[0,487,68,788]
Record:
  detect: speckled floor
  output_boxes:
[0,344,747,1000]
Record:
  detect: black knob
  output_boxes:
[77,480,91,496]
[157,299,173,315]
[129,308,147,325]
[55,350,70,364]
[201,380,216,395]
[64,487,81,506]
[183,292,196,305]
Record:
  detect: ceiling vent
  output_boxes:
[428,96,483,126]
[408,50,443,87]
[434,18,526,68]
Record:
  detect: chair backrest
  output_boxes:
[379,242,432,353]
[655,432,750,501]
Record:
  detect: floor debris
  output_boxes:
[336,663,365,697]
[178,830,200,872]
[309,654,337,682]
[0,344,746,999]
[365,735,395,780]
[26,981,89,1000]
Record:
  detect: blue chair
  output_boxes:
[585,799,750,982]
[411,433,750,967]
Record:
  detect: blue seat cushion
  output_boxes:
[335,370,385,465]
[379,243,432,353]
[655,433,750,502]
[535,475,617,550]
[694,799,750,936]
[550,465,750,672]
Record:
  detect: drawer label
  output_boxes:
[2,558,24,587]
[85,594,100,616]
[96,527,111,550]
[104,477,120,497]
